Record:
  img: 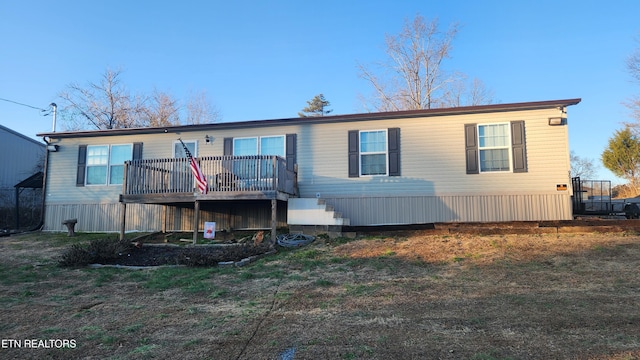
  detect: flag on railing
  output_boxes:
[179,139,208,194]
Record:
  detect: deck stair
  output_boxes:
[287,198,350,237]
[287,198,349,226]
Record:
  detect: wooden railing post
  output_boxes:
[122,155,296,196]
[272,155,277,191]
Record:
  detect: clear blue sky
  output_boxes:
[1,0,639,183]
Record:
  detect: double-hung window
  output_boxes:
[478,123,510,172]
[360,130,388,176]
[465,121,527,174]
[86,144,132,185]
[348,128,400,178]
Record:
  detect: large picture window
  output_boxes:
[86,144,132,185]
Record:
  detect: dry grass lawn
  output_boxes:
[1,230,639,359]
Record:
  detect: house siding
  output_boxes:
[296,108,570,198]
[44,202,287,232]
[322,194,571,226]
[42,100,576,231]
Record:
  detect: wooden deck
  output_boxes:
[119,155,297,204]
[118,156,297,243]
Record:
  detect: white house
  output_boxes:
[37,98,581,238]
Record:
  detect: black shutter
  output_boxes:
[286,134,297,171]
[388,128,400,176]
[223,138,233,155]
[133,142,143,160]
[511,120,527,173]
[76,145,87,186]
[348,130,359,178]
[465,124,479,174]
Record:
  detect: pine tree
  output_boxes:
[298,94,332,117]
[602,127,640,195]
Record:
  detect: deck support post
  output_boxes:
[271,199,277,245]
[119,202,127,241]
[161,205,167,233]
[193,200,200,245]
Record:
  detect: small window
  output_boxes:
[478,123,510,172]
[86,144,132,185]
[174,140,197,158]
[360,130,388,176]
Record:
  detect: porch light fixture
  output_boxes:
[548,117,564,126]
[46,144,59,152]
[205,135,213,144]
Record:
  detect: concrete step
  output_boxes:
[287,198,350,226]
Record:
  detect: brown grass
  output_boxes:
[0,231,639,359]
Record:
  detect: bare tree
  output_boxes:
[58,69,222,129]
[358,15,460,111]
[140,89,181,127]
[626,37,640,125]
[441,75,495,108]
[184,90,221,125]
[58,68,143,129]
[570,151,598,179]
[358,15,495,112]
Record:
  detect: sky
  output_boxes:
[1,0,639,183]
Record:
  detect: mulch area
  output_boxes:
[100,243,274,267]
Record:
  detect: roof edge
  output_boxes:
[38,98,581,138]
[1,124,46,147]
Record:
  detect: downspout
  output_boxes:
[35,136,50,231]
[35,103,57,231]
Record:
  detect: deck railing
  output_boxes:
[123,156,297,196]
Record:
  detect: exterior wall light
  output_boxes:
[548,117,564,126]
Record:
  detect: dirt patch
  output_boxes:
[99,243,273,267]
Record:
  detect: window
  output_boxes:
[85,144,132,185]
[174,140,196,158]
[348,128,400,178]
[232,136,285,157]
[360,130,388,176]
[478,123,510,172]
[233,136,285,178]
[464,121,527,174]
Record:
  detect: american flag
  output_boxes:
[179,139,208,194]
